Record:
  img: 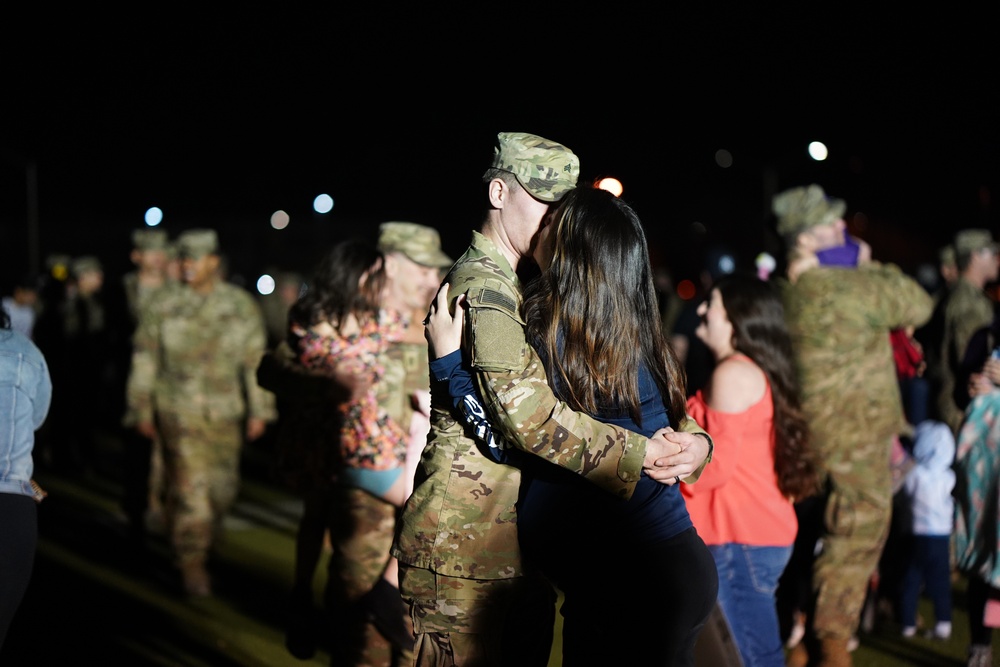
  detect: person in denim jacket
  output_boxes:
[0,304,52,650]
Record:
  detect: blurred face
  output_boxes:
[182,254,219,289]
[802,218,846,252]
[972,246,1000,282]
[506,182,554,259]
[76,270,103,295]
[385,253,442,311]
[695,288,734,358]
[139,248,168,273]
[532,212,557,270]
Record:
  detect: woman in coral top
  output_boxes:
[682,274,820,667]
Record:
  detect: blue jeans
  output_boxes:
[709,543,792,667]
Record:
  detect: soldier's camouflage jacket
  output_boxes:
[126,281,276,425]
[780,262,933,479]
[393,231,708,581]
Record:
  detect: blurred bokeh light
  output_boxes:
[145,207,163,226]
[271,210,290,230]
[313,194,334,214]
[596,177,623,197]
[257,273,276,295]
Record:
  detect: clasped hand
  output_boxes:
[643,428,710,486]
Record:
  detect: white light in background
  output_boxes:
[808,141,829,161]
[257,274,275,295]
[596,177,623,197]
[313,194,334,214]
[145,207,163,226]
[271,210,290,230]
[714,149,733,168]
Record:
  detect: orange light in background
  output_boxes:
[676,279,697,300]
[595,177,623,197]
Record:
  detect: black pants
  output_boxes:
[0,494,37,650]
[556,527,719,667]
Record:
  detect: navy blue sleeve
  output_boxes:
[429,350,508,463]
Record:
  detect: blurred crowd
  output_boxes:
[3,129,1000,667]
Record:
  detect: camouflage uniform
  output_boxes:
[781,261,933,643]
[393,229,711,665]
[937,276,995,434]
[126,230,275,572]
[118,228,172,539]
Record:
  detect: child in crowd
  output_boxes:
[899,420,955,640]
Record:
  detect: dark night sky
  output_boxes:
[3,9,998,292]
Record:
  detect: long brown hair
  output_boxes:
[522,187,687,428]
[713,274,820,500]
[288,239,385,334]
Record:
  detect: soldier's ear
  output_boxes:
[488,178,507,209]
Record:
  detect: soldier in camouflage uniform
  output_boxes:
[773,185,933,666]
[126,228,276,597]
[935,229,999,435]
[116,228,172,547]
[391,132,713,667]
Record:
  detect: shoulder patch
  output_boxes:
[468,307,528,372]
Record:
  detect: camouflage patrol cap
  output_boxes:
[772,184,847,237]
[177,228,219,258]
[131,228,168,251]
[954,228,998,256]
[487,132,580,202]
[71,255,103,277]
[377,222,453,268]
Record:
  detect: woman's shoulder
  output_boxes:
[705,354,767,413]
[0,329,45,361]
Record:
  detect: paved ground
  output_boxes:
[1,431,994,666]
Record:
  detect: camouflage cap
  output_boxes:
[954,228,998,256]
[71,255,103,277]
[132,228,168,251]
[772,184,846,237]
[177,228,219,258]
[377,221,453,268]
[487,131,580,202]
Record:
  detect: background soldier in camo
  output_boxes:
[114,227,173,548]
[774,184,933,666]
[935,228,999,435]
[126,228,276,597]
[391,132,712,667]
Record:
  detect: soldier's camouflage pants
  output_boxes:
[399,565,555,667]
[158,413,242,566]
[327,485,411,667]
[812,465,893,641]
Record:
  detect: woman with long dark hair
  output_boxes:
[681,273,820,667]
[425,186,718,665]
[279,239,415,656]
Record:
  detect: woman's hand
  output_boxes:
[424,283,466,360]
[643,428,711,485]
